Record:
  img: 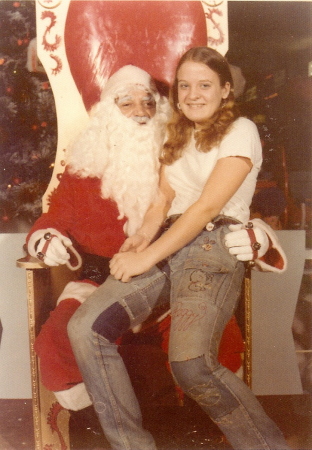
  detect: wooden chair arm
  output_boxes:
[16,256,47,270]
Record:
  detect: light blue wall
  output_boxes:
[251,230,306,395]
[0,234,31,398]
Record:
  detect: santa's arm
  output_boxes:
[225,218,287,273]
[26,169,81,268]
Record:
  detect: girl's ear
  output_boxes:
[222,82,231,99]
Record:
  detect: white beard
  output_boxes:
[67,99,168,236]
[101,107,162,236]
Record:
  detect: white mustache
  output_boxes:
[131,116,150,124]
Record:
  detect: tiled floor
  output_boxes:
[0,395,311,450]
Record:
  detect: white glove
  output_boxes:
[27,228,73,266]
[224,222,270,261]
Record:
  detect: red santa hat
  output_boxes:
[100,64,160,103]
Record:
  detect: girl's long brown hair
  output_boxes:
[160,47,240,165]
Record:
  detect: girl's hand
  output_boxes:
[109,251,153,282]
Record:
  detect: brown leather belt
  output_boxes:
[162,214,241,232]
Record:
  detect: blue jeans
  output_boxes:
[68,226,289,450]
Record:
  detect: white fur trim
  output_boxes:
[250,218,288,273]
[235,365,244,380]
[54,382,92,411]
[100,65,160,103]
[57,281,97,305]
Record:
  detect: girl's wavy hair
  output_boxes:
[160,47,240,165]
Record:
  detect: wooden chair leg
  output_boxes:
[236,264,252,388]
[243,268,252,388]
[17,260,71,450]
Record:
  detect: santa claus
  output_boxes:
[26,65,286,417]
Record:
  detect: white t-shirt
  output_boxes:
[165,117,262,224]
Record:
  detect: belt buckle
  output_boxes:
[206,222,215,231]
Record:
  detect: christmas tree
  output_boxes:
[0,1,57,233]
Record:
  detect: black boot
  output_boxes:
[69,405,110,449]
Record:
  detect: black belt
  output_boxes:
[162,214,241,232]
[80,253,111,285]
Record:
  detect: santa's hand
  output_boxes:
[224,222,269,261]
[28,228,73,266]
[109,251,152,282]
[119,233,149,253]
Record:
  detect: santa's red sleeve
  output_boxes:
[26,169,79,245]
[26,168,126,258]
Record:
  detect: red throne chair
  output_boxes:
[17,2,251,449]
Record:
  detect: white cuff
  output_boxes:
[54,382,92,411]
[57,280,98,305]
